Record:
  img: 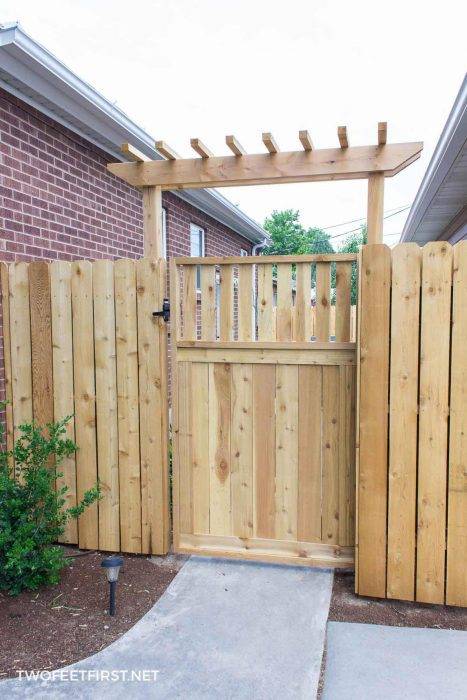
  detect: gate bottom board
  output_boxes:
[177,534,354,568]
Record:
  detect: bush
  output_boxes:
[0,415,100,595]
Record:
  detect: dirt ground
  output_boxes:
[0,548,183,680]
[329,569,467,630]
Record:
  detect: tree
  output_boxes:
[338,224,367,304]
[262,210,308,255]
[263,210,334,256]
[263,209,335,291]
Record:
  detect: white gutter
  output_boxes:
[402,74,467,242]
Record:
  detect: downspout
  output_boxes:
[252,239,268,255]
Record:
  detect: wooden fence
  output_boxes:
[171,254,357,567]
[0,259,170,555]
[356,242,466,607]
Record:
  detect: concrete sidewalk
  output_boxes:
[0,557,333,699]
[323,621,467,699]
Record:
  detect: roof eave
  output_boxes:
[402,74,467,243]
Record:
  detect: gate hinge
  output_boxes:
[153,298,170,323]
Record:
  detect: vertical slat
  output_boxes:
[1,263,14,456]
[170,261,181,548]
[446,242,467,606]
[115,259,141,554]
[182,265,197,341]
[9,263,33,447]
[335,262,351,341]
[93,260,120,552]
[29,262,53,429]
[137,258,170,554]
[298,365,322,542]
[209,362,231,535]
[253,364,276,538]
[354,252,362,592]
[257,263,275,340]
[330,306,336,339]
[200,265,217,341]
[275,364,299,540]
[238,265,253,341]
[219,265,234,341]
[191,362,210,534]
[178,361,193,534]
[276,263,292,341]
[417,242,452,604]
[338,364,356,546]
[295,263,311,341]
[322,365,340,544]
[350,305,357,342]
[71,261,98,550]
[231,363,253,537]
[357,244,391,597]
[50,261,77,544]
[155,259,170,552]
[387,244,421,601]
[315,262,331,341]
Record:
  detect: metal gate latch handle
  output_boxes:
[153,298,170,323]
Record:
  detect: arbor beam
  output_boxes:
[108,141,423,189]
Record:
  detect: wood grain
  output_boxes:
[71,261,98,550]
[253,364,276,538]
[387,244,421,600]
[357,244,391,597]
[231,363,254,537]
[115,259,141,553]
[446,242,467,606]
[298,366,322,541]
[50,261,77,543]
[416,243,452,604]
[209,363,231,535]
[93,260,120,552]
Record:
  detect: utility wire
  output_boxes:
[328,206,410,240]
[322,204,410,233]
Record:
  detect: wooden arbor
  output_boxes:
[108,125,424,571]
[111,124,423,254]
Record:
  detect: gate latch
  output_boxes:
[153,298,170,323]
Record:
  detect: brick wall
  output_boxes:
[0,87,254,409]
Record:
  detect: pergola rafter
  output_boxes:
[112,122,422,255]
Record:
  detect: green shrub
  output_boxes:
[0,415,100,595]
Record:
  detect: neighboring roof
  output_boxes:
[402,75,467,244]
[0,22,268,245]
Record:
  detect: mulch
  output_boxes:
[0,548,181,679]
[329,570,467,630]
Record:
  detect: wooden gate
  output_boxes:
[1,258,170,555]
[171,253,357,567]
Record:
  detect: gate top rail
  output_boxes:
[174,253,357,265]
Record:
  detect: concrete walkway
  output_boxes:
[1,557,333,699]
[323,621,467,699]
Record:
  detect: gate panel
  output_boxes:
[172,254,357,568]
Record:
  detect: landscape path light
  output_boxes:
[101,555,123,616]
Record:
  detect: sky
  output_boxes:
[2,0,466,245]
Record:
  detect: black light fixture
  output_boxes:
[101,555,123,616]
